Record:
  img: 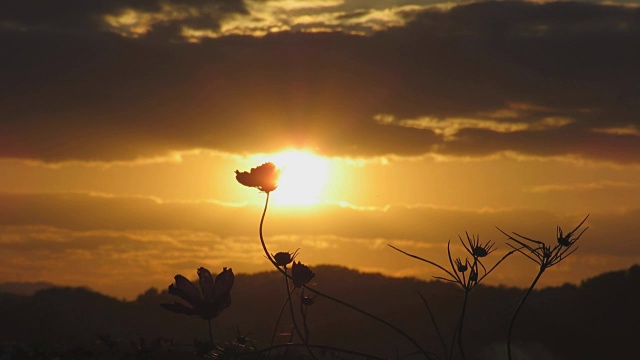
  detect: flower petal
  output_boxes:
[161,302,197,316]
[235,163,280,193]
[197,267,215,303]
[214,267,234,299]
[168,274,202,308]
[291,261,315,288]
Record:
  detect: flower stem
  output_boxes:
[417,291,448,359]
[207,319,213,348]
[456,290,469,360]
[300,289,311,343]
[258,193,433,359]
[507,267,545,360]
[285,272,317,359]
[270,289,294,347]
[259,192,275,264]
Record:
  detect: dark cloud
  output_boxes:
[1,1,639,162]
[0,0,246,36]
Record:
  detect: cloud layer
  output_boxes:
[1,191,638,298]
[1,1,640,163]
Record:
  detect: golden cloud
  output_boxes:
[374,113,573,139]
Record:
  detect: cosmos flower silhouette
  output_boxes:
[272,249,299,268]
[291,261,315,288]
[161,267,234,320]
[235,162,280,193]
[461,233,495,258]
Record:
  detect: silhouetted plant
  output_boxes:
[497,214,589,360]
[390,233,516,360]
[161,267,235,349]
[273,249,299,268]
[235,163,280,193]
[236,162,433,359]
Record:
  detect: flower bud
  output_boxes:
[291,261,315,288]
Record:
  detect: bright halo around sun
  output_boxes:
[265,150,330,205]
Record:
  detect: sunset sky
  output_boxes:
[2,0,640,300]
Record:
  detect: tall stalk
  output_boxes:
[497,214,589,360]
[258,193,432,359]
[207,319,213,348]
[507,267,544,360]
[456,290,469,360]
[270,289,294,346]
[390,235,514,360]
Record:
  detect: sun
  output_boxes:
[261,150,330,205]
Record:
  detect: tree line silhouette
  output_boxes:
[1,264,637,359]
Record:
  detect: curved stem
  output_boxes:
[285,273,317,359]
[507,267,545,360]
[302,284,433,358]
[258,193,432,359]
[259,192,275,264]
[260,193,316,358]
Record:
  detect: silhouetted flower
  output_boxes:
[497,215,590,360]
[291,261,315,287]
[272,249,299,268]
[469,269,478,283]
[161,267,234,320]
[235,162,280,193]
[499,214,590,269]
[455,258,468,272]
[462,233,495,258]
[557,217,589,247]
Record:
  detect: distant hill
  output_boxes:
[0,281,57,295]
[0,264,637,359]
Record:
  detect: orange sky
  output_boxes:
[1,0,640,299]
[1,150,639,299]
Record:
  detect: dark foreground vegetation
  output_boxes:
[1,264,638,360]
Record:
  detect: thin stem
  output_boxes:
[261,193,316,358]
[270,289,294,347]
[207,319,213,348]
[300,290,311,343]
[417,291,448,360]
[285,272,317,359]
[258,193,433,359]
[259,192,275,264]
[448,320,459,360]
[456,290,469,360]
[390,244,458,281]
[303,278,433,358]
[507,267,545,360]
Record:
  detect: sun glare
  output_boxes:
[259,150,330,205]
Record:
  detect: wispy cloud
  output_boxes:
[527,181,640,193]
[592,125,640,136]
[375,113,573,139]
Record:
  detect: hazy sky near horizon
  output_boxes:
[2,0,640,299]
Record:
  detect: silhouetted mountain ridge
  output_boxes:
[0,281,58,296]
[0,264,637,359]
